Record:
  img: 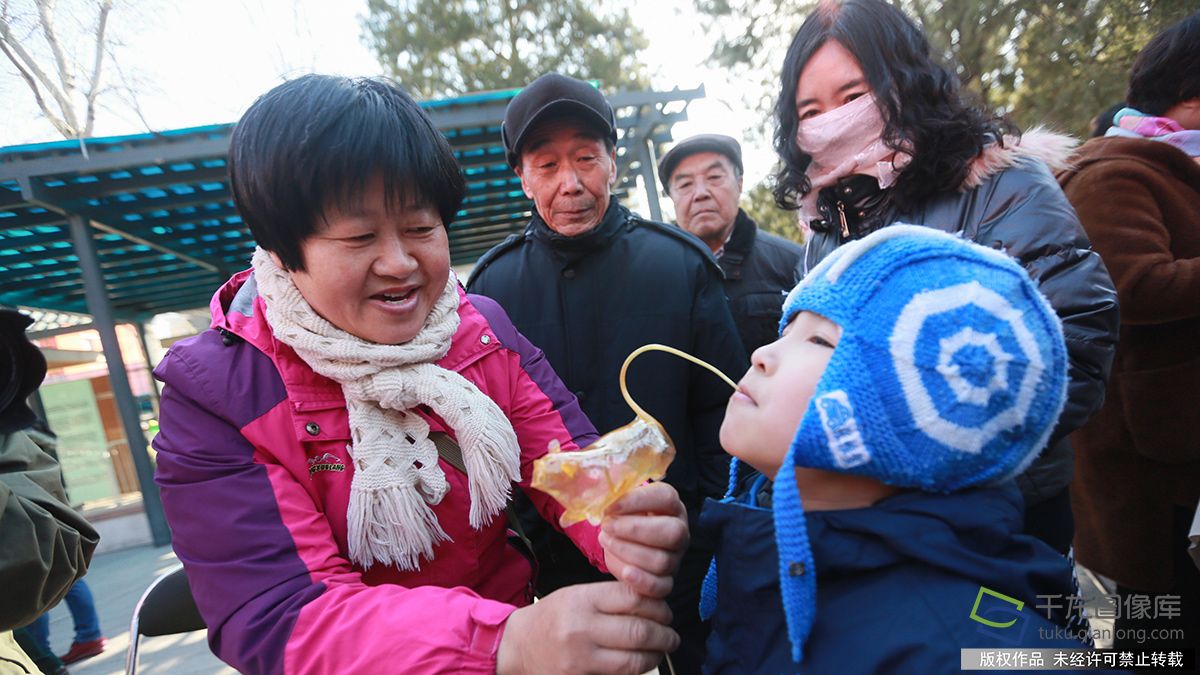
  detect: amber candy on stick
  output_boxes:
[532,344,737,527]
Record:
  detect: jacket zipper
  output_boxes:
[837,201,850,238]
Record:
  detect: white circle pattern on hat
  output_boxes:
[936,327,1014,405]
[889,280,1045,455]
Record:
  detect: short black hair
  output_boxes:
[1127,11,1200,116]
[229,75,466,271]
[773,0,1012,214]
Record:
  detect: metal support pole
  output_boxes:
[67,214,171,546]
[637,138,663,222]
[134,321,161,417]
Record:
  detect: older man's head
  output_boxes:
[659,135,744,253]
[503,74,618,237]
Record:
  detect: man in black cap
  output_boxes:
[659,134,803,354]
[468,73,747,672]
[1,309,99,673]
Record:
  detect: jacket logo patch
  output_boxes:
[308,452,346,476]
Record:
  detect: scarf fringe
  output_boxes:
[251,247,523,571]
[458,413,522,528]
[347,481,452,571]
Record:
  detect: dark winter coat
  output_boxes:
[717,210,803,354]
[468,197,747,511]
[467,197,748,603]
[699,481,1090,674]
[1058,136,1200,591]
[800,131,1120,506]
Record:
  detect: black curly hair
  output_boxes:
[772,0,1014,213]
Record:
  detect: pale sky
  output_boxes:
[0,0,780,193]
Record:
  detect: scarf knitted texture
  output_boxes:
[797,94,912,223]
[1106,107,1200,157]
[250,248,521,571]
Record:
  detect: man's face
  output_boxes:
[515,117,616,237]
[667,151,743,251]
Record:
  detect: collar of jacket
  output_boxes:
[718,209,758,281]
[528,195,629,256]
[1064,134,1200,188]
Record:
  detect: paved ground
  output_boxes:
[38,545,233,675]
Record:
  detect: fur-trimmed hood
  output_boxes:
[961,127,1079,190]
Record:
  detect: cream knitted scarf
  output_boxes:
[250,248,521,571]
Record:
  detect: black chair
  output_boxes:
[125,564,206,675]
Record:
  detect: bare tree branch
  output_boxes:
[0,35,72,136]
[36,0,72,93]
[82,0,113,137]
[0,9,78,133]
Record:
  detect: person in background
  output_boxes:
[14,423,107,670]
[0,309,100,674]
[1058,10,1200,653]
[468,73,747,673]
[659,134,803,353]
[1090,102,1126,138]
[773,0,1119,554]
[153,75,687,675]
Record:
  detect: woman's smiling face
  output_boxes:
[284,175,451,345]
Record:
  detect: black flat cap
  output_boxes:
[501,73,617,168]
[658,134,743,186]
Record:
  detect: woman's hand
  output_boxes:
[495,581,679,675]
[600,481,689,599]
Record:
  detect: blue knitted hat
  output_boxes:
[702,225,1069,663]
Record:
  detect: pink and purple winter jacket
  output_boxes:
[152,270,605,674]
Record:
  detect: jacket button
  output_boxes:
[562,268,576,279]
[788,561,806,576]
[573,390,587,402]
[481,334,492,345]
[305,422,320,436]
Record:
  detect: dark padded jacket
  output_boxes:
[799,131,1120,506]
[469,197,748,509]
[0,431,99,630]
[716,210,803,354]
[699,482,1091,673]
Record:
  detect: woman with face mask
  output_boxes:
[773,0,1119,554]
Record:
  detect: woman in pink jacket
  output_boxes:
[152,75,687,675]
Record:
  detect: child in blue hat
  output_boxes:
[699,225,1095,673]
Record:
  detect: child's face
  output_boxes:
[720,311,841,479]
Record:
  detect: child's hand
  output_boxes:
[599,482,689,599]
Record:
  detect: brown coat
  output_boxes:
[1058,136,1200,591]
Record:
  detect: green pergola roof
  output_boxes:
[0,84,702,321]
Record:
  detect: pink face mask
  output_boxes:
[795,94,911,221]
[796,93,887,168]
